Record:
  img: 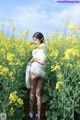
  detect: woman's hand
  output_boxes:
[36,58,45,65]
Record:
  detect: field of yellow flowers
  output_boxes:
[0,20,80,120]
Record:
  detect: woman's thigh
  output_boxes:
[29,71,37,89]
[36,77,43,96]
[30,71,38,80]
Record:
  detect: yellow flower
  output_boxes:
[56,81,63,89]
[64,49,72,60]
[17,98,23,106]
[57,72,63,80]
[66,36,72,41]
[76,61,80,68]
[72,49,79,57]
[54,65,60,71]
[63,20,69,26]
[0,66,9,75]
[0,31,6,41]
[24,29,29,35]
[66,63,73,68]
[2,67,9,73]
[50,49,59,58]
[51,64,60,71]
[9,72,14,77]
[0,48,6,53]
[7,53,15,62]
[9,91,23,106]
[64,48,80,60]
[58,34,63,41]
[10,107,14,115]
[69,24,78,31]
[0,65,3,71]
[9,91,18,103]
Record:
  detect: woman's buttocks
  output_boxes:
[31,62,45,77]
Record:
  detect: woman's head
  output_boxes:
[33,32,44,45]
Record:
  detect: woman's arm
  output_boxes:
[36,58,45,65]
[28,58,45,65]
[28,58,34,65]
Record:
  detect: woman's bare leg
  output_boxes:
[29,71,37,114]
[36,77,43,120]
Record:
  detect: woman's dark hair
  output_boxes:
[33,32,44,43]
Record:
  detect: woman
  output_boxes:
[26,32,48,120]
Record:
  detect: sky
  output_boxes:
[0,0,80,40]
